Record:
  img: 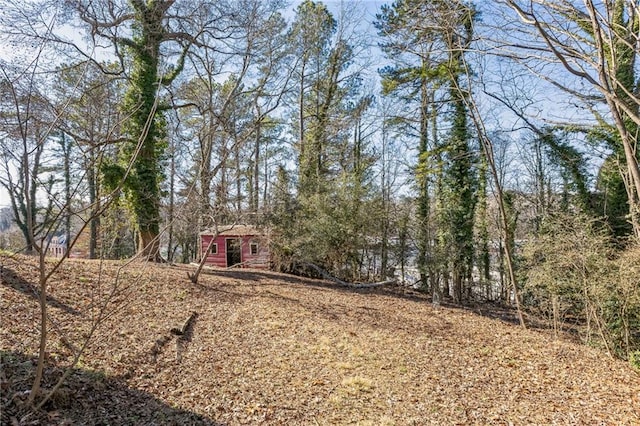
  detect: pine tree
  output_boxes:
[376,0,478,301]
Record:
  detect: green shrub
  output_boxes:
[630,351,640,372]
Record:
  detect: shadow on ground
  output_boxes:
[0,350,223,426]
[203,266,527,315]
[1,267,81,316]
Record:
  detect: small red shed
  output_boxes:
[198,225,270,269]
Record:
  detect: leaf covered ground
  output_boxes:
[1,254,639,425]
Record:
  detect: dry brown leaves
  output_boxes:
[1,254,639,425]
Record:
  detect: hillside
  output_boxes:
[1,254,639,425]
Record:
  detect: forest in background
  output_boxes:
[0,0,639,374]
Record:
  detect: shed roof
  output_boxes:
[199,225,266,237]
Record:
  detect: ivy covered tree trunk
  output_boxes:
[76,0,200,261]
[440,4,477,304]
[120,1,166,260]
[476,150,491,299]
[609,0,640,241]
[416,70,431,292]
[376,0,478,301]
[375,0,442,293]
[446,81,477,304]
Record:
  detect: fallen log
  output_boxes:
[170,311,198,337]
[300,263,396,289]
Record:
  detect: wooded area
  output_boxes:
[0,0,639,416]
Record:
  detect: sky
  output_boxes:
[0,0,603,209]
[0,0,389,210]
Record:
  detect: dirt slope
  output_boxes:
[1,254,639,425]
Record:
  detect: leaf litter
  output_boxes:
[1,254,639,425]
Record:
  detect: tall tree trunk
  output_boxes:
[477,152,491,298]
[380,112,390,279]
[62,132,72,254]
[251,103,262,214]
[138,230,161,261]
[27,250,47,405]
[298,61,306,193]
[87,145,99,259]
[167,139,176,262]
[417,73,431,292]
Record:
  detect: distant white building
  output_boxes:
[48,235,67,258]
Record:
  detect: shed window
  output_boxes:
[250,243,258,255]
[209,242,218,255]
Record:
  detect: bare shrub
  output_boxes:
[522,213,639,359]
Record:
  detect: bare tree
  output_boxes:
[500,0,640,242]
[52,61,125,258]
[0,61,57,253]
[0,2,160,409]
[175,0,290,227]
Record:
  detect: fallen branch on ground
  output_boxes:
[301,263,396,289]
[170,311,198,337]
[225,259,268,269]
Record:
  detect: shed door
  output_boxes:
[226,238,242,267]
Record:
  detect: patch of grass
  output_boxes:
[349,346,365,358]
[310,336,333,354]
[335,361,354,370]
[83,368,107,382]
[174,289,187,301]
[264,320,285,330]
[357,417,395,426]
[340,376,374,396]
[328,393,344,406]
[477,346,493,357]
